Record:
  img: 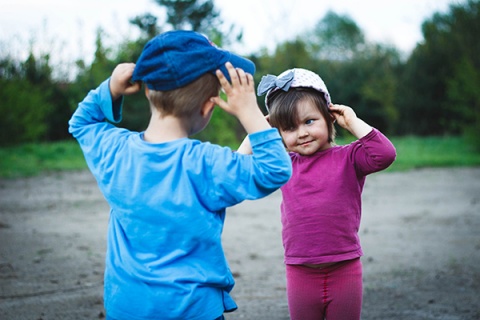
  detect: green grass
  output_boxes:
[0,140,87,178]
[1,136,479,179]
[387,135,480,171]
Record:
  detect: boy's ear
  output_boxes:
[144,87,149,98]
[201,96,217,116]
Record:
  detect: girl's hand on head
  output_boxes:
[329,103,373,139]
[110,63,141,101]
[329,104,357,129]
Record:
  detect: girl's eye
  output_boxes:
[305,119,314,125]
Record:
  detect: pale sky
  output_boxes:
[0,0,459,65]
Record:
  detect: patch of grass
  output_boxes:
[0,140,86,178]
[386,135,480,171]
[0,135,479,179]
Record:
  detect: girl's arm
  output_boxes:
[237,136,252,154]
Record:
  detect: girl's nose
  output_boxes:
[298,127,309,137]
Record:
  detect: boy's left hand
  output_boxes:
[110,63,141,100]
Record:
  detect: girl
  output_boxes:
[240,68,396,319]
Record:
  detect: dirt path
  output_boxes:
[1,168,479,319]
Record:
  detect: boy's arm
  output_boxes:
[69,63,141,137]
[213,62,271,155]
[68,63,141,178]
[210,62,292,201]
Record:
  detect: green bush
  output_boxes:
[0,79,52,145]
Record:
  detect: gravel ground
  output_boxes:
[1,167,479,320]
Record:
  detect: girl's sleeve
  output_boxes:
[351,128,397,176]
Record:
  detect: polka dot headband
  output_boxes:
[257,68,331,112]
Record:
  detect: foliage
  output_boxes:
[1,0,479,152]
[447,57,480,150]
[156,0,220,32]
[129,13,161,39]
[307,11,366,61]
[0,77,50,145]
[0,49,71,145]
[398,0,480,142]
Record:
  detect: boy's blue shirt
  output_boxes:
[69,79,292,320]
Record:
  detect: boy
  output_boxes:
[68,30,292,320]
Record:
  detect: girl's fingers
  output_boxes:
[329,104,346,115]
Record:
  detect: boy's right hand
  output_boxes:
[212,62,257,117]
[109,63,141,101]
[213,62,270,134]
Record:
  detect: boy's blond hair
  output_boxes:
[147,73,220,118]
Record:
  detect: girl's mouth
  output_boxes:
[299,140,313,146]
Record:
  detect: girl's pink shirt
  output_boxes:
[280,128,396,265]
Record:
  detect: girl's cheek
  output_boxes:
[283,135,294,149]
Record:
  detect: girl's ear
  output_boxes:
[201,97,217,117]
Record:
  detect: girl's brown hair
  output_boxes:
[268,88,336,143]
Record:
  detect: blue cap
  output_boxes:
[132,30,256,91]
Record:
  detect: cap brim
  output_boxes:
[216,52,256,81]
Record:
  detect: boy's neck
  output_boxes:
[143,115,189,143]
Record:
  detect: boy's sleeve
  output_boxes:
[68,78,122,135]
[68,78,125,177]
[207,128,292,210]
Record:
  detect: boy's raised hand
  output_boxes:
[110,63,141,101]
[213,62,270,134]
[212,62,257,116]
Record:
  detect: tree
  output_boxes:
[129,13,161,39]
[157,0,219,32]
[307,11,366,61]
[398,0,480,137]
[0,52,55,145]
